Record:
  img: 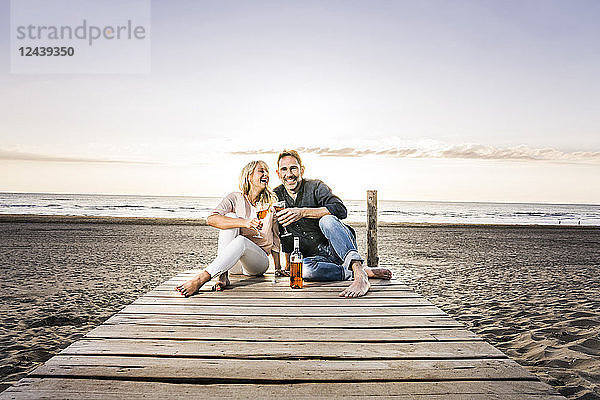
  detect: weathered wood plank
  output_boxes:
[164,274,400,290]
[85,325,480,342]
[165,270,398,288]
[1,378,564,399]
[163,281,406,288]
[120,304,445,316]
[61,338,506,359]
[32,355,535,381]
[163,276,404,288]
[146,288,420,298]
[104,314,464,328]
[1,269,563,399]
[164,275,392,286]
[156,283,410,292]
[133,296,433,307]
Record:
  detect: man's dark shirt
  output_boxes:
[274,178,347,256]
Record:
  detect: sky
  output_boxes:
[0,0,599,203]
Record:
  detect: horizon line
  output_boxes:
[1,190,598,208]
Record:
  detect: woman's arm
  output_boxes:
[207,214,260,231]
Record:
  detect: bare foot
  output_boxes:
[275,269,290,277]
[175,271,211,297]
[339,261,370,298]
[212,271,230,291]
[365,267,392,280]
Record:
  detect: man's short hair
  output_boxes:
[277,149,303,167]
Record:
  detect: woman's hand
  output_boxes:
[242,217,262,231]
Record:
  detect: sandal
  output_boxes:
[275,269,290,277]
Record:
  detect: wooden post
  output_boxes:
[367,190,378,267]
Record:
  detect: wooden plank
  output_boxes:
[1,268,563,399]
[120,304,445,316]
[162,276,405,288]
[61,338,506,359]
[158,279,408,288]
[146,288,420,298]
[155,285,412,292]
[162,276,395,285]
[85,325,480,342]
[165,269,398,288]
[104,314,464,328]
[133,296,433,307]
[32,355,535,381]
[1,378,564,399]
[164,273,408,290]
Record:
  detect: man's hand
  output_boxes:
[276,208,305,227]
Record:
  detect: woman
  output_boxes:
[176,160,282,296]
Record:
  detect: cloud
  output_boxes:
[229,142,600,164]
[5,141,599,166]
[0,149,157,165]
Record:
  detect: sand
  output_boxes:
[0,215,598,399]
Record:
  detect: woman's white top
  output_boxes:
[211,192,280,254]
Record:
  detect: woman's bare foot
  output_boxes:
[275,269,290,277]
[340,261,370,298]
[175,271,211,297]
[212,271,230,291]
[365,267,392,280]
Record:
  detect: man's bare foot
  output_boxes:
[339,261,370,298]
[175,271,211,297]
[212,271,230,291]
[365,267,392,280]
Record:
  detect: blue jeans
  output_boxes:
[302,215,364,281]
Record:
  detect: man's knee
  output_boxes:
[301,259,317,281]
[302,267,316,281]
[318,214,340,232]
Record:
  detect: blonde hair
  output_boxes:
[238,160,276,205]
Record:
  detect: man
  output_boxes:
[274,149,392,298]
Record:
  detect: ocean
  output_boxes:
[1,192,599,225]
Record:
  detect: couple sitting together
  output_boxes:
[176,149,391,298]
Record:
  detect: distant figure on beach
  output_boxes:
[176,160,281,296]
[274,149,391,298]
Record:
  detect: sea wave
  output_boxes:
[0,193,599,226]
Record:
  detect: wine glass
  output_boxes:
[253,203,269,238]
[273,200,292,237]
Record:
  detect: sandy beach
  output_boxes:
[0,215,598,399]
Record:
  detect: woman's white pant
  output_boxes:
[204,218,269,278]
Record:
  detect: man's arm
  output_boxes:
[276,206,329,226]
[299,207,331,219]
[314,180,347,219]
[277,180,346,226]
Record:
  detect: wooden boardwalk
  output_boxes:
[1,270,564,399]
